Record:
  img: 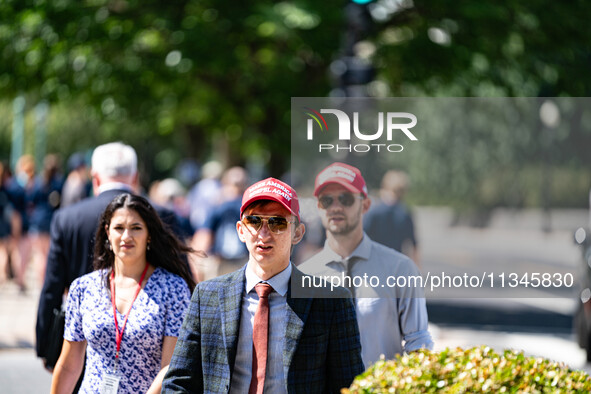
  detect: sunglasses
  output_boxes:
[318,193,363,209]
[242,215,296,234]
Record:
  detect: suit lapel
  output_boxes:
[284,267,313,379]
[219,267,246,375]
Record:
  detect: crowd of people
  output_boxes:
[1,148,420,296]
[0,153,86,293]
[0,151,259,293]
[0,141,429,393]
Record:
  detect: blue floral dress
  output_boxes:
[64,267,191,393]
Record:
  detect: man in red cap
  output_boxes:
[163,177,364,393]
[300,162,433,368]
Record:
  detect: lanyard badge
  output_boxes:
[100,374,121,394]
[109,264,149,366]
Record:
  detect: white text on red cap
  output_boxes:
[247,180,293,202]
[317,166,356,185]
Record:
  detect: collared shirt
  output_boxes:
[299,234,433,367]
[230,262,291,394]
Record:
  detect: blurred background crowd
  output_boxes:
[0,151,420,289]
[0,154,278,289]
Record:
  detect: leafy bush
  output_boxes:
[344,346,591,393]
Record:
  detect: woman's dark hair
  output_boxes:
[94,193,197,291]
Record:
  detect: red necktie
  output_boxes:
[249,283,273,394]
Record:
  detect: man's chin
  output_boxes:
[252,254,290,269]
[253,252,274,264]
[328,226,353,236]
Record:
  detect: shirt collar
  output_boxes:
[322,232,372,264]
[245,262,292,297]
[97,182,134,195]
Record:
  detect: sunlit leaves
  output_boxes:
[345,346,591,393]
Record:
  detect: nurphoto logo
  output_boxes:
[303,107,418,153]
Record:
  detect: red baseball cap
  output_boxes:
[314,162,368,197]
[240,177,300,220]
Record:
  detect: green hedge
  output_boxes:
[344,346,591,393]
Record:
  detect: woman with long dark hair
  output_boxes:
[51,193,198,393]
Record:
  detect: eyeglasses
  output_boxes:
[242,215,296,234]
[318,193,363,209]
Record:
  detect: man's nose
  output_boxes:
[327,202,344,212]
[258,221,273,238]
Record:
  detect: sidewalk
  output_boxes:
[0,349,52,393]
[0,272,53,393]
[0,278,39,350]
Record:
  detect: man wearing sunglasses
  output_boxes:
[163,177,364,393]
[300,162,433,368]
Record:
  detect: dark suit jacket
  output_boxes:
[162,265,365,394]
[35,188,181,357]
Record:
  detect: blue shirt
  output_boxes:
[363,201,417,253]
[202,197,248,260]
[230,262,291,393]
[299,234,433,367]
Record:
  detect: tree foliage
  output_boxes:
[1,1,591,206]
[373,0,591,97]
[1,0,342,173]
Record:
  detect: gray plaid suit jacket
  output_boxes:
[162,264,364,393]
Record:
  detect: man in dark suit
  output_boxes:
[163,177,364,393]
[35,142,181,367]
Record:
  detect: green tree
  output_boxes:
[2,1,591,207]
[0,0,343,175]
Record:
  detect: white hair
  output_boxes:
[91,142,137,177]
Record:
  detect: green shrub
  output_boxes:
[344,346,591,393]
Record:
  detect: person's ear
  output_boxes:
[92,173,101,196]
[361,196,371,214]
[236,220,246,243]
[291,223,306,245]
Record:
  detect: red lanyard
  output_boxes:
[110,264,149,360]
